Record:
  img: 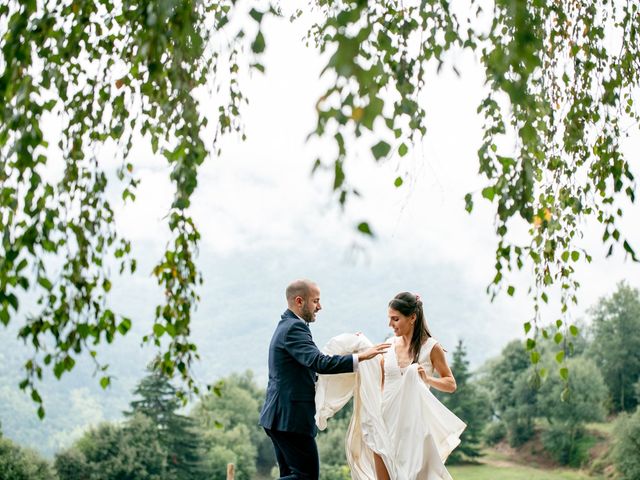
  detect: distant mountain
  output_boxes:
[0,241,527,457]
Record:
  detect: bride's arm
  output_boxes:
[418,344,457,393]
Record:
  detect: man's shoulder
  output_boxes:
[273,313,305,338]
[282,317,309,336]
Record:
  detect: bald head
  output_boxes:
[286,279,322,322]
[286,279,315,305]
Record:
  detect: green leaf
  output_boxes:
[6,293,19,311]
[249,8,264,22]
[481,186,495,201]
[100,376,110,389]
[153,323,165,337]
[394,176,403,187]
[371,141,391,160]
[524,321,531,334]
[251,31,266,54]
[507,285,515,296]
[464,193,473,213]
[555,351,565,363]
[118,318,132,335]
[398,143,408,157]
[623,240,637,260]
[0,308,9,326]
[530,351,540,364]
[31,390,42,403]
[571,251,580,261]
[251,63,265,73]
[559,367,569,381]
[78,323,91,339]
[333,161,345,190]
[64,356,76,371]
[554,332,563,344]
[526,338,536,350]
[357,222,373,236]
[569,325,579,336]
[53,362,65,379]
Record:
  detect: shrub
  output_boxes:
[541,425,595,467]
[484,421,507,446]
[612,409,640,480]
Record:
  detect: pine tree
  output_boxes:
[438,340,491,464]
[127,366,209,480]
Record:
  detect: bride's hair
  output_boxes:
[389,292,432,363]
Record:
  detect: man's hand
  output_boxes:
[357,343,391,362]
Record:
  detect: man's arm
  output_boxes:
[284,323,390,374]
[284,322,353,374]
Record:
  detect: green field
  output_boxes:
[448,464,599,480]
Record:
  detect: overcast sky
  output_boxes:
[109,7,639,328]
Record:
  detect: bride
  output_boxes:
[315,292,466,480]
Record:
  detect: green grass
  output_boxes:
[448,464,600,480]
[585,421,616,436]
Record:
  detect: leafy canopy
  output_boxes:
[1,0,638,412]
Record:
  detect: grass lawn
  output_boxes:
[585,420,616,436]
[448,464,600,480]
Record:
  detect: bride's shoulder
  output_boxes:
[422,336,438,349]
[418,337,438,361]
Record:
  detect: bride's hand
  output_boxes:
[417,365,430,384]
[357,343,391,361]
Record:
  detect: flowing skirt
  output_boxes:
[315,334,466,480]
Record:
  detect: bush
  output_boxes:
[537,358,607,465]
[483,421,507,446]
[319,464,351,480]
[504,412,534,447]
[612,409,640,479]
[0,436,56,480]
[541,425,595,467]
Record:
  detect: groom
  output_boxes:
[259,279,388,479]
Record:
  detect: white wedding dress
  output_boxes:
[315,333,466,480]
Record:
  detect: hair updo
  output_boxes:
[389,292,432,363]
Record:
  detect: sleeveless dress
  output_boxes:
[315,333,466,480]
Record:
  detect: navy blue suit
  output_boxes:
[259,309,354,479]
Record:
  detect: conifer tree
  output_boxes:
[127,366,209,480]
[437,340,491,463]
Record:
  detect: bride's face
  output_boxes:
[388,308,416,337]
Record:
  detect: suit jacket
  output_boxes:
[259,309,354,436]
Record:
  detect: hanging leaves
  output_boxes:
[306,0,638,390]
[0,0,272,414]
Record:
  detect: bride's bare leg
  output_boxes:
[373,452,390,480]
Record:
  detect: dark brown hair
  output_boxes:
[389,292,431,363]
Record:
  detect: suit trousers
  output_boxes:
[264,428,319,480]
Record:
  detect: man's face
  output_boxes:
[300,285,322,323]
